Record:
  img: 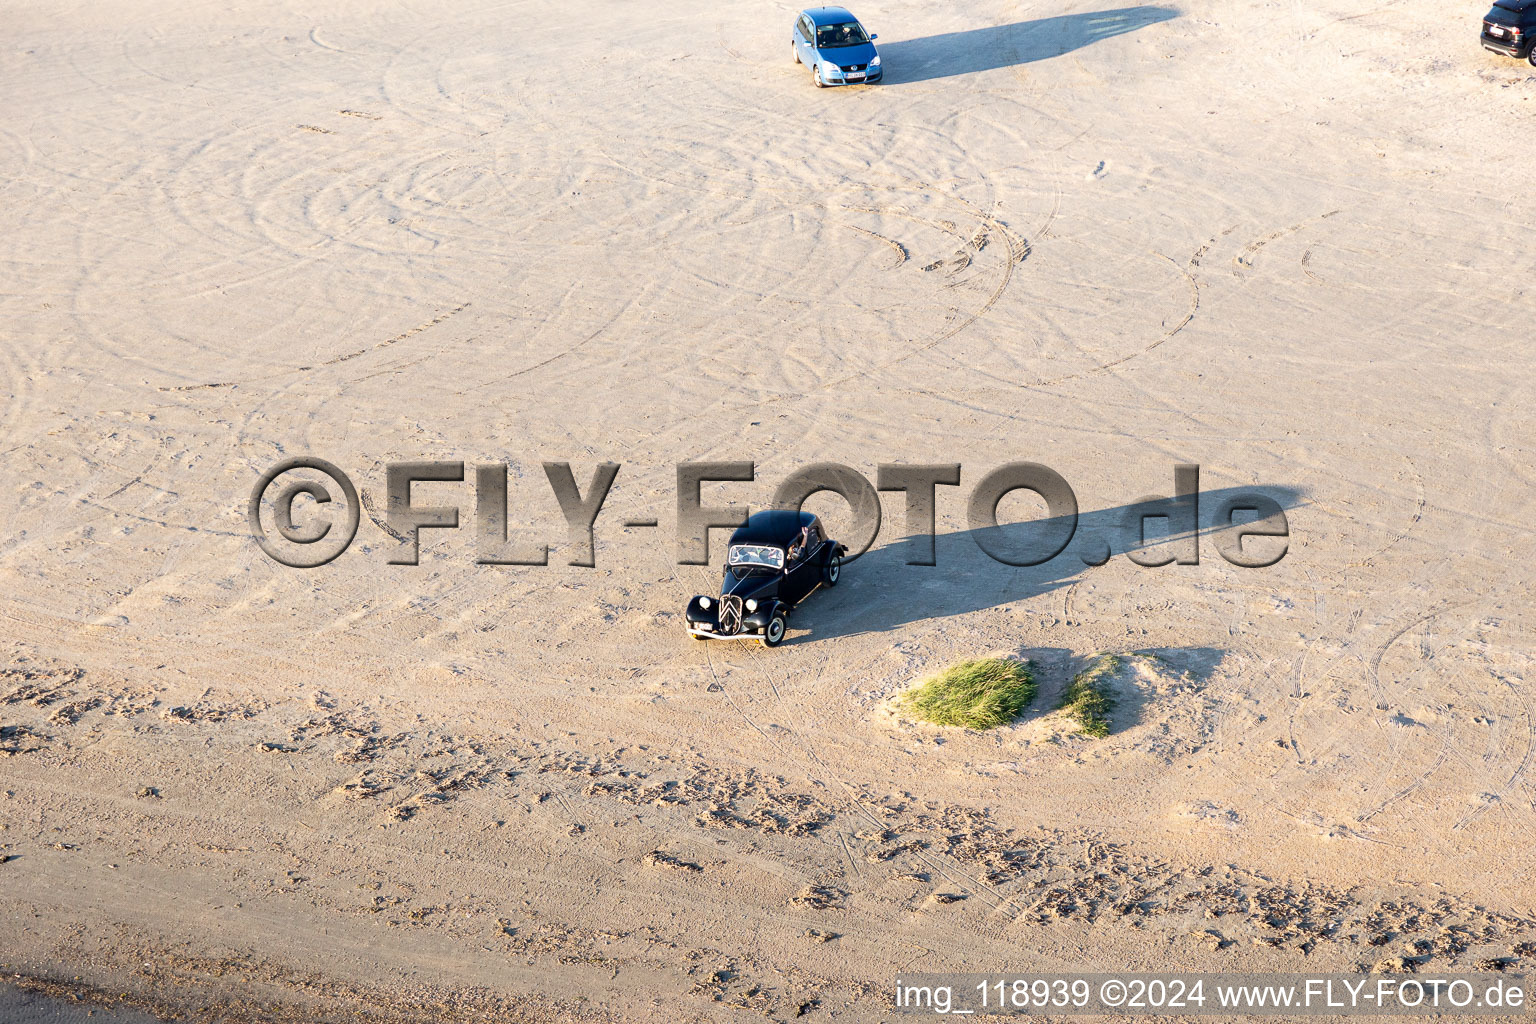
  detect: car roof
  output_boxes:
[729,510,817,546]
[1494,0,1536,11]
[805,7,858,26]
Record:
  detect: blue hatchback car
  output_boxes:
[793,7,881,86]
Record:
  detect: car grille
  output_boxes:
[717,595,743,636]
[841,63,867,72]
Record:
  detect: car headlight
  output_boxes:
[699,597,711,610]
[745,599,758,613]
[871,55,881,66]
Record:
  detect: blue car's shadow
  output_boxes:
[793,485,1301,644]
[877,7,1180,84]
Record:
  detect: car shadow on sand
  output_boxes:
[877,7,1180,84]
[795,485,1301,644]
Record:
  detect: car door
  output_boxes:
[797,16,815,63]
[781,534,821,605]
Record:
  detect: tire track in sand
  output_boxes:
[158,303,471,392]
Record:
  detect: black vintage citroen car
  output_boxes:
[685,510,847,646]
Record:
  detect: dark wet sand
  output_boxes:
[0,984,161,1023]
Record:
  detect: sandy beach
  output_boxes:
[3,0,1535,1018]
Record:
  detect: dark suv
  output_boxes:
[1483,0,1536,63]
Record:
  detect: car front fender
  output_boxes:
[686,596,719,627]
[742,599,787,631]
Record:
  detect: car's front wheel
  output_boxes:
[762,612,787,647]
[794,42,801,64]
[813,64,827,87]
[822,554,841,587]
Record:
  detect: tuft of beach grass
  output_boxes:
[898,657,1037,730]
[1061,654,1120,738]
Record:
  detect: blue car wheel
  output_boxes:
[813,64,828,87]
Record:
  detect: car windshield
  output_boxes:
[816,22,869,47]
[1488,5,1520,22]
[728,544,784,571]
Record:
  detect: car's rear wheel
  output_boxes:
[794,42,801,64]
[822,554,841,587]
[813,64,827,87]
[762,612,787,647]
[1528,46,1536,66]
